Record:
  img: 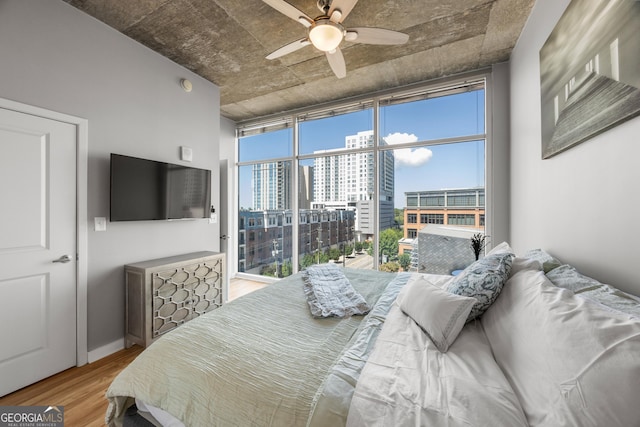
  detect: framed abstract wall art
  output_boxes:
[539,0,640,159]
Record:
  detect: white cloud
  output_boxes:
[383,132,433,167]
[384,132,418,145]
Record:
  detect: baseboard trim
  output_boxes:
[87,339,125,363]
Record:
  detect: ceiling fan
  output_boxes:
[263,0,409,79]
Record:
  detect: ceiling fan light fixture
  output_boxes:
[309,19,344,52]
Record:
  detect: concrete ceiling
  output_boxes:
[64,0,535,123]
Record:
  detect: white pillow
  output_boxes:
[510,256,542,275]
[486,241,513,256]
[482,269,640,426]
[404,272,455,290]
[397,277,476,352]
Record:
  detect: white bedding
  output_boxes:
[482,269,640,426]
[347,291,528,426]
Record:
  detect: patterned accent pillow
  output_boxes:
[446,252,515,321]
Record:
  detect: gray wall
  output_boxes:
[510,0,640,295]
[0,1,221,351]
[488,62,511,248]
[219,117,236,276]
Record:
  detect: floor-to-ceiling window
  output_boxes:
[298,105,374,271]
[379,85,486,273]
[237,126,293,277]
[236,77,487,279]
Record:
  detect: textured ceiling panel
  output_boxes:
[65,0,535,122]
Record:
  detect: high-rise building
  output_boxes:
[252,161,291,210]
[313,130,395,237]
[312,153,343,203]
[298,165,314,210]
[250,131,394,243]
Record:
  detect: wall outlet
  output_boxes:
[209,213,217,224]
[94,217,107,231]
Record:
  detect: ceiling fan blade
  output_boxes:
[325,48,346,79]
[266,38,311,60]
[328,0,358,23]
[262,0,313,27]
[345,27,409,45]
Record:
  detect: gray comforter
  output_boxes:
[106,268,408,427]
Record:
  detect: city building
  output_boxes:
[414,225,483,274]
[249,132,394,246]
[252,161,291,211]
[298,165,314,210]
[399,187,485,270]
[238,209,355,275]
[313,130,395,239]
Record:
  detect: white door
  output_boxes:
[0,108,77,396]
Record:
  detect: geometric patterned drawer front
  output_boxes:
[192,256,223,315]
[152,257,223,337]
[125,251,225,348]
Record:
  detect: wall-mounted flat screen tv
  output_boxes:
[110,153,211,221]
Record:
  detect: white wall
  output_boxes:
[0,1,221,351]
[510,0,640,294]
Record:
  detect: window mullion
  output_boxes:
[292,115,299,274]
[373,98,380,270]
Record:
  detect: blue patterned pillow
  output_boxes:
[446,252,515,321]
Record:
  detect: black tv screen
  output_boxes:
[110,154,211,221]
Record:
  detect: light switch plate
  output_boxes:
[95,217,107,231]
[180,146,193,162]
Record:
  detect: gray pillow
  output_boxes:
[446,252,515,321]
[523,248,562,273]
[546,264,603,293]
[547,264,640,318]
[396,276,476,352]
[580,285,640,318]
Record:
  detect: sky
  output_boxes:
[238,90,485,209]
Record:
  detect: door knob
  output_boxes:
[52,254,72,263]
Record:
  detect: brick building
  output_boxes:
[399,187,485,271]
[238,209,355,274]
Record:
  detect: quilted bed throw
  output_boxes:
[303,263,371,318]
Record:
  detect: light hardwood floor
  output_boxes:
[0,345,144,427]
[0,277,268,426]
[227,277,270,300]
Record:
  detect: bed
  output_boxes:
[106,248,640,427]
[106,267,410,426]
